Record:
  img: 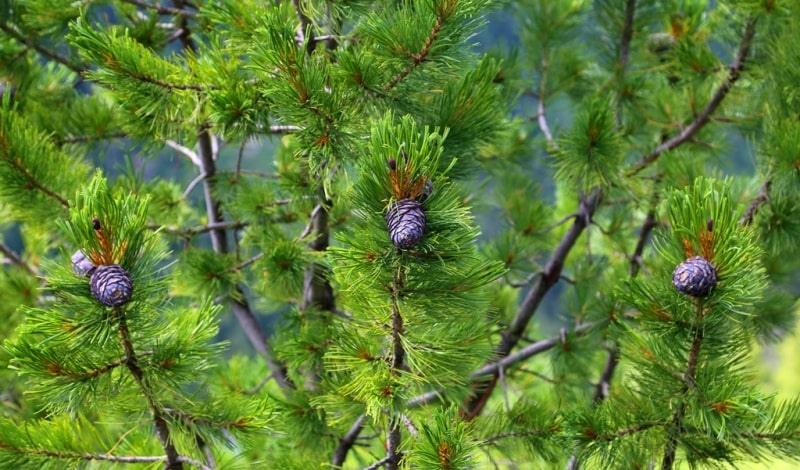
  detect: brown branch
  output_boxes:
[386,274,405,470]
[0,243,38,276]
[740,180,771,226]
[383,13,444,92]
[629,209,658,277]
[0,152,71,209]
[464,190,602,420]
[115,307,183,470]
[332,414,366,467]
[615,0,637,127]
[0,23,87,75]
[592,346,620,405]
[629,18,758,174]
[662,304,706,470]
[171,0,295,395]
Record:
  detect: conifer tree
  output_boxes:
[1,1,799,469]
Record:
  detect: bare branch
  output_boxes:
[464,190,601,420]
[170,5,295,395]
[332,414,366,467]
[165,139,202,167]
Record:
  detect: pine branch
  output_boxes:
[119,0,197,18]
[0,149,71,209]
[481,429,550,446]
[383,11,444,92]
[386,274,406,470]
[148,220,249,238]
[740,180,771,226]
[291,0,316,55]
[407,320,599,408]
[661,303,706,470]
[629,209,658,277]
[52,132,129,145]
[168,7,295,394]
[332,414,366,467]
[464,190,601,420]
[629,18,758,174]
[614,0,637,127]
[591,346,619,405]
[0,243,38,276]
[0,448,210,467]
[536,51,554,143]
[302,190,335,313]
[0,23,87,75]
[114,307,183,470]
[365,453,405,470]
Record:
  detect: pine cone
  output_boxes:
[90,264,134,306]
[386,198,426,250]
[672,256,717,297]
[71,250,96,277]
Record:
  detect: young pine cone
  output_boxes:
[672,256,717,297]
[71,250,97,277]
[386,199,426,250]
[90,264,134,306]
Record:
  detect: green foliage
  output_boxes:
[1,1,800,469]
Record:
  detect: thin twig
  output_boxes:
[165,139,202,167]
[740,180,771,226]
[383,12,444,92]
[407,321,599,408]
[365,453,405,470]
[182,172,207,199]
[0,243,38,276]
[53,132,129,145]
[614,0,637,127]
[0,23,87,74]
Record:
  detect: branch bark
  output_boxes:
[464,190,601,420]
[115,307,183,470]
[171,1,293,393]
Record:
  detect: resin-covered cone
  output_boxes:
[386,198,426,250]
[672,256,717,297]
[90,264,134,306]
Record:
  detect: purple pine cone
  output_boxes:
[90,264,134,306]
[386,199,426,250]
[672,256,717,297]
[71,250,96,277]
